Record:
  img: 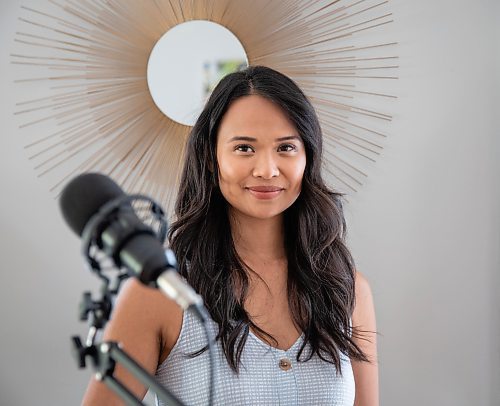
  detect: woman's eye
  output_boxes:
[278,144,297,152]
[235,144,254,153]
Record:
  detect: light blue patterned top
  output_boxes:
[155,309,355,405]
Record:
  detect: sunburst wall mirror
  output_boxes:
[12,0,398,216]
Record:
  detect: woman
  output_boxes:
[82,65,378,405]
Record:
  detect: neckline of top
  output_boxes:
[248,329,305,353]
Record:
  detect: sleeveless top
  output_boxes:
[156,311,354,406]
[154,309,355,405]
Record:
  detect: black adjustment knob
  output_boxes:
[79,291,94,321]
[71,336,87,368]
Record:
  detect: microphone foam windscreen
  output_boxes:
[59,172,124,236]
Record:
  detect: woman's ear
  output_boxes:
[207,151,216,173]
[207,159,219,186]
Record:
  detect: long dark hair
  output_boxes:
[168,65,371,375]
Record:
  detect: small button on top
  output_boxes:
[279,358,292,371]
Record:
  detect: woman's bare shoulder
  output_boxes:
[354,270,373,302]
[81,278,182,404]
[352,270,376,336]
[351,270,379,405]
[109,278,183,357]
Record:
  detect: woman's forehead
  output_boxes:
[217,95,298,140]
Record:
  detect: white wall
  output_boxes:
[0,1,498,405]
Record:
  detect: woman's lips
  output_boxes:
[246,186,284,199]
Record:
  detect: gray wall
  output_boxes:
[344,1,500,404]
[0,0,498,405]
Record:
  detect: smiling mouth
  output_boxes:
[245,186,284,200]
[246,186,284,192]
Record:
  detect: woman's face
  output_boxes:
[216,94,306,220]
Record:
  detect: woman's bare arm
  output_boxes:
[351,270,379,406]
[82,278,182,405]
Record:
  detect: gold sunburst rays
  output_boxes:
[13,0,397,214]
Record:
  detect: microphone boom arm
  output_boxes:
[72,336,184,406]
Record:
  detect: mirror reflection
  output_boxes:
[147,20,248,126]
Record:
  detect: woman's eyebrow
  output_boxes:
[227,135,301,143]
[276,135,301,142]
[227,136,255,143]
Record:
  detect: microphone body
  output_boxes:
[60,173,202,309]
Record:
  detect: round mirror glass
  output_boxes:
[147,20,248,126]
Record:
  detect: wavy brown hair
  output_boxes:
[168,65,371,375]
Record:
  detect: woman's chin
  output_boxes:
[240,208,284,220]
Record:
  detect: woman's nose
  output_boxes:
[252,152,280,179]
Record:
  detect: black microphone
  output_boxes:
[59,172,202,310]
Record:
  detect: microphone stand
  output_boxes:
[68,192,216,405]
[71,272,185,406]
[73,338,183,406]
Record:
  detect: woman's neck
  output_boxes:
[229,208,286,264]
